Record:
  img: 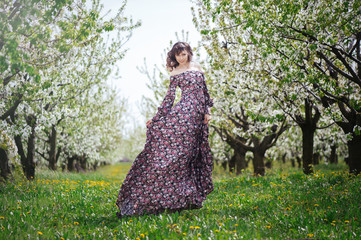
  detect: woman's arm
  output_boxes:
[201,74,213,115]
[194,62,213,123]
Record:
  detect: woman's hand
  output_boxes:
[146,119,153,127]
[204,114,211,124]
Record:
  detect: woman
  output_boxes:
[115,42,214,218]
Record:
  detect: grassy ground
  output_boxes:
[0,162,360,239]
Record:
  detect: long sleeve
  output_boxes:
[201,75,213,115]
[152,77,178,122]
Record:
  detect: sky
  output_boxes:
[101,0,202,124]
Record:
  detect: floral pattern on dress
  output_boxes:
[115,70,214,217]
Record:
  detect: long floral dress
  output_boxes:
[115,70,214,217]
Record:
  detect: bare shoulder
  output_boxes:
[169,62,203,76]
[191,61,203,71]
[170,69,181,76]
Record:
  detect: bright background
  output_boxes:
[102,0,202,121]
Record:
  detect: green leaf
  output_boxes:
[34,75,41,84]
[200,29,210,35]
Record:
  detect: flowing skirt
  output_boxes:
[115,109,213,217]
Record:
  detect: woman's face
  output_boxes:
[175,50,189,65]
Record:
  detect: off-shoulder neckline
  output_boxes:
[170,69,204,78]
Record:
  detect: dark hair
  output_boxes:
[166,42,193,71]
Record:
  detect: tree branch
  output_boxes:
[0,95,23,120]
[317,51,354,82]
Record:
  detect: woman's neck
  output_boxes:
[177,62,190,70]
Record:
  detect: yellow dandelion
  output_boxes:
[307,233,314,237]
[345,220,350,224]
[253,206,258,210]
[229,204,233,207]
[266,225,271,229]
[74,222,79,225]
[233,230,237,233]
[195,226,200,229]
[189,226,194,229]
[136,238,140,240]
[172,224,177,227]
[215,229,220,233]
[234,224,238,226]
[38,231,43,235]
[331,223,335,226]
[17,207,21,209]
[314,204,319,207]
[0,217,4,220]
[183,233,186,235]
[140,233,145,238]
[60,237,65,240]
[197,233,201,236]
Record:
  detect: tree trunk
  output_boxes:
[313,152,320,165]
[0,148,11,181]
[301,127,314,175]
[291,158,295,167]
[92,161,98,171]
[234,148,246,175]
[14,115,37,180]
[80,153,87,170]
[252,150,265,176]
[282,153,286,164]
[329,145,338,164]
[296,156,302,168]
[265,160,272,169]
[347,135,361,175]
[221,161,227,171]
[67,156,75,171]
[228,154,235,173]
[295,98,320,175]
[48,124,57,170]
[25,115,36,180]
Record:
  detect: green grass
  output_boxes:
[1,162,360,239]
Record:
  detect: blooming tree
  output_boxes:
[193,0,289,176]
[0,0,140,180]
[192,0,360,174]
